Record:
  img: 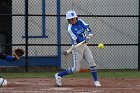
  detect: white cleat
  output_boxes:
[94,81,101,87]
[55,73,62,87]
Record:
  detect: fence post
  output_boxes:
[25,0,29,72]
[57,0,61,69]
[138,0,140,71]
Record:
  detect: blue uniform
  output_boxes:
[0,52,16,61]
[68,19,90,45]
[55,12,101,87]
[57,18,98,79]
[0,52,18,86]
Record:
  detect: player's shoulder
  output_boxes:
[78,18,89,26]
[78,19,84,22]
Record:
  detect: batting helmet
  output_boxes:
[66,10,77,19]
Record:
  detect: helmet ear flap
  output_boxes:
[67,19,71,23]
[76,17,78,21]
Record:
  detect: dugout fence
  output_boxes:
[0,0,140,72]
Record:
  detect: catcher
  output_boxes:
[0,48,24,87]
[0,48,24,62]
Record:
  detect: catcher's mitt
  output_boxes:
[13,48,24,60]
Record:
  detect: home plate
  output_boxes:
[47,87,73,91]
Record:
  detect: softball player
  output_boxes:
[0,48,24,61]
[0,49,24,86]
[0,52,17,87]
[55,10,101,87]
[0,52,19,61]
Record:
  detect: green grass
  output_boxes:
[1,70,140,78]
[99,70,140,78]
[1,72,56,78]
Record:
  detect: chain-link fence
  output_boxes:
[0,0,139,72]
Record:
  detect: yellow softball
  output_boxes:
[98,43,104,49]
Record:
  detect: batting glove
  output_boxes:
[88,32,94,38]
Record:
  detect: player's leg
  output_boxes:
[57,49,83,76]
[55,48,83,86]
[55,67,76,86]
[0,52,17,61]
[83,45,101,87]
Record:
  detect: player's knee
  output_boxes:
[66,68,76,74]
[67,67,80,74]
[89,62,96,68]
[74,67,81,72]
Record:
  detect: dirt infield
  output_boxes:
[0,78,140,93]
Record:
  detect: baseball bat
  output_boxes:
[66,40,86,54]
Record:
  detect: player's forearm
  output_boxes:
[6,56,17,61]
[0,52,17,61]
[87,27,94,38]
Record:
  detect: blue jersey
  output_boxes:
[68,19,90,45]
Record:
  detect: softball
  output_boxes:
[98,43,104,49]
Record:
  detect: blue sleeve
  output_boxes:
[78,19,89,29]
[79,19,93,34]
[68,28,77,45]
[6,56,16,61]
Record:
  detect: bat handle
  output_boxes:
[66,46,75,53]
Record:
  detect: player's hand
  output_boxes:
[85,36,90,43]
[86,36,90,40]
[88,31,94,38]
[62,51,69,55]
[88,34,94,38]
